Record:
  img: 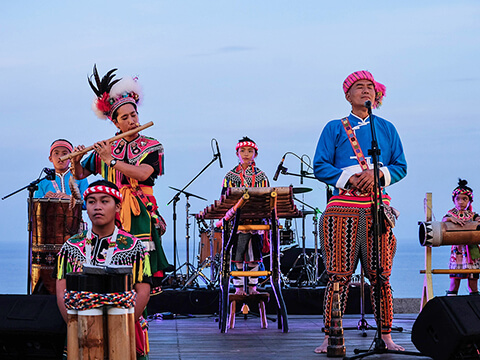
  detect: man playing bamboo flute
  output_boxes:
[72,65,169,290]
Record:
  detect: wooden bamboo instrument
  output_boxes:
[59,121,154,161]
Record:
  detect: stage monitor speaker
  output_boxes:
[412,295,480,360]
[0,295,66,360]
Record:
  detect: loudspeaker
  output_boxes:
[412,295,480,360]
[0,295,66,360]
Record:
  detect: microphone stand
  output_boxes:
[346,106,422,359]
[165,152,220,287]
[2,170,55,295]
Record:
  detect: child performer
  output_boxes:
[444,179,480,296]
[222,137,269,295]
[34,139,88,199]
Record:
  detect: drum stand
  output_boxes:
[287,195,323,287]
[168,187,207,285]
[2,168,56,295]
[183,221,220,289]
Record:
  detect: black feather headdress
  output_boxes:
[88,64,142,120]
[88,64,121,98]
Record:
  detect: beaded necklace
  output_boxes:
[448,208,475,221]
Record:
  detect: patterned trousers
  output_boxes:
[320,203,397,334]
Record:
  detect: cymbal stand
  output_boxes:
[290,195,322,287]
[165,139,221,287]
[169,187,207,285]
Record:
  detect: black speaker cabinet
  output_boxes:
[0,295,66,360]
[412,295,480,360]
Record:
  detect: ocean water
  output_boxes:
[0,237,458,299]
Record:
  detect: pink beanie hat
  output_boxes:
[343,70,386,108]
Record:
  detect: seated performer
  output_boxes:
[222,137,269,295]
[55,180,152,359]
[72,65,170,287]
[34,139,88,199]
[444,179,480,296]
[313,70,406,352]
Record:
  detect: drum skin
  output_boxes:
[419,221,480,247]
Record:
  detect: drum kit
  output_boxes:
[167,185,327,290]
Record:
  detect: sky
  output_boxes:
[1,1,479,296]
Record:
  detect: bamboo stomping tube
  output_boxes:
[108,307,135,360]
[128,308,136,360]
[59,121,154,161]
[327,282,346,357]
[77,308,104,359]
[67,309,79,360]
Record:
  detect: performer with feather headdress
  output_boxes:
[71,65,170,291]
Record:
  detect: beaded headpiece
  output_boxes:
[452,179,473,204]
[343,70,386,109]
[83,184,123,203]
[88,64,142,121]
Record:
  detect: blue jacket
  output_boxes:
[34,169,89,198]
[313,113,407,195]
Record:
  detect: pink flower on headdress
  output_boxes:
[96,92,113,115]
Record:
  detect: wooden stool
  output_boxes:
[228,293,270,329]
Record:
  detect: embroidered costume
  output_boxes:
[81,65,169,276]
[35,169,88,198]
[222,140,269,289]
[313,71,407,335]
[81,135,169,275]
[56,228,152,284]
[446,208,480,278]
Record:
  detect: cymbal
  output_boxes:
[292,187,313,194]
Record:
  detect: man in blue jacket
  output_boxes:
[313,70,406,353]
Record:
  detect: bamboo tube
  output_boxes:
[128,308,136,360]
[78,308,104,360]
[67,310,79,360]
[107,307,131,360]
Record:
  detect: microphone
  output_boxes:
[43,168,56,181]
[214,139,223,168]
[273,156,286,181]
[364,100,372,109]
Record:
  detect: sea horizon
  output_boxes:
[0,236,456,300]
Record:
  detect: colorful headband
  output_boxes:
[343,70,386,109]
[50,140,73,155]
[88,64,142,121]
[236,141,258,152]
[452,188,473,201]
[83,185,123,202]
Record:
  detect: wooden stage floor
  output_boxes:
[147,314,432,359]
